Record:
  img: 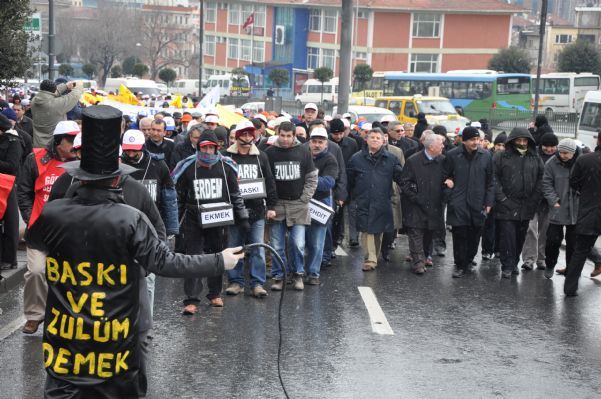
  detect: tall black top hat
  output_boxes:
[61,105,136,180]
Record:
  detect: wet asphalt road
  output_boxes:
[1,234,600,399]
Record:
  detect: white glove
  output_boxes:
[221,247,245,270]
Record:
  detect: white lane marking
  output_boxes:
[335,247,348,257]
[0,316,26,341]
[358,287,394,335]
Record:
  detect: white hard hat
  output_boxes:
[53,120,80,136]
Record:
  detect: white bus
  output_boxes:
[206,73,250,98]
[532,72,600,115]
[172,79,204,97]
[577,90,601,150]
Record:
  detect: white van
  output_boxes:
[104,78,161,96]
[330,105,395,124]
[172,79,203,96]
[206,74,250,98]
[295,77,340,108]
[577,90,601,149]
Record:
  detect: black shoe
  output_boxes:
[452,269,465,278]
[0,262,17,270]
[512,268,520,275]
[331,252,337,259]
[544,268,554,279]
[521,263,533,271]
[470,259,477,265]
[349,240,359,248]
[502,271,512,279]
[565,291,578,297]
[482,253,490,260]
[321,261,332,269]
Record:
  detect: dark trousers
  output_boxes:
[497,219,530,272]
[182,215,225,304]
[452,225,483,271]
[44,374,141,399]
[545,224,576,270]
[407,228,434,269]
[565,234,598,295]
[0,189,19,265]
[381,230,395,257]
[332,203,345,247]
[481,211,497,255]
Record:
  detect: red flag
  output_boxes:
[242,13,254,29]
[0,173,16,219]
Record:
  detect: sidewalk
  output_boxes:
[0,246,27,294]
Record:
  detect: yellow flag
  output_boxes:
[170,95,182,109]
[118,84,141,106]
[81,92,103,106]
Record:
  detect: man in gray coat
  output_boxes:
[31,79,84,147]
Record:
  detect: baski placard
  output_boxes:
[238,178,267,200]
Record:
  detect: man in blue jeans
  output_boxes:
[265,121,317,291]
[225,120,278,297]
[305,127,338,285]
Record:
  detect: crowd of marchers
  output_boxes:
[1,79,601,339]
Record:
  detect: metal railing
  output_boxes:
[470,109,578,137]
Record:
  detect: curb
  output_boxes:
[0,264,26,294]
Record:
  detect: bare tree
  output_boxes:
[79,1,139,87]
[137,7,195,80]
[56,9,84,62]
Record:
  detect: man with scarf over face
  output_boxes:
[493,127,544,279]
[173,130,249,313]
[224,120,277,297]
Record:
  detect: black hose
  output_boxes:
[242,243,290,399]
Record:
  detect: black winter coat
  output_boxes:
[493,129,544,221]
[304,139,347,202]
[400,150,447,230]
[528,115,553,146]
[0,132,22,176]
[26,185,224,391]
[444,145,495,227]
[347,147,403,234]
[570,150,601,235]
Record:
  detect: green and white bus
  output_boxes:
[382,71,531,121]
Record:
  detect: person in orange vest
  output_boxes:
[17,120,80,334]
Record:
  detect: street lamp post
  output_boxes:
[533,0,548,118]
[198,0,204,97]
[48,0,56,80]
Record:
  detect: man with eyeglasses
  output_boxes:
[388,120,418,157]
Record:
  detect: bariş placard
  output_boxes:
[309,199,334,225]
[238,178,266,200]
[199,202,235,227]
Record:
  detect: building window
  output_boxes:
[357,10,368,19]
[240,39,252,61]
[205,1,216,23]
[555,34,572,44]
[310,9,321,32]
[228,3,240,25]
[307,47,320,69]
[412,13,441,38]
[254,5,266,28]
[228,38,239,59]
[410,53,439,73]
[253,41,264,62]
[323,9,337,33]
[322,48,336,69]
[353,51,367,60]
[205,35,215,56]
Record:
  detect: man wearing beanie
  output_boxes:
[494,127,544,279]
[1,107,33,164]
[521,132,558,271]
[541,138,601,279]
[31,79,84,148]
[224,120,277,297]
[444,127,495,278]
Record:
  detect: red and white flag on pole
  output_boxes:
[242,13,254,29]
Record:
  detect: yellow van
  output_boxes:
[375,95,470,132]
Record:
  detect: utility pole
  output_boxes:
[533,0,548,118]
[198,0,204,97]
[48,0,56,80]
[338,0,353,114]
